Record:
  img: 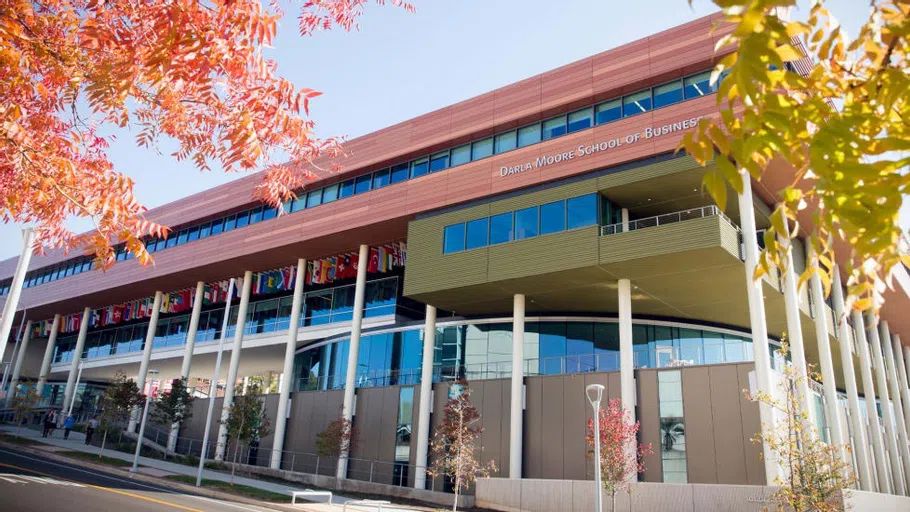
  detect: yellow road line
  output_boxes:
[0,461,206,512]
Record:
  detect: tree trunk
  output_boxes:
[452,475,459,512]
[99,430,108,459]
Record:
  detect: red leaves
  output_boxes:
[586,399,653,495]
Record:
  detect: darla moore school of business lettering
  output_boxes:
[499,115,704,177]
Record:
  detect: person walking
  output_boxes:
[42,410,57,438]
[85,416,98,445]
[63,414,76,440]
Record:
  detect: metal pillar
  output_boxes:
[338,245,370,479]
[169,281,206,451]
[271,259,306,470]
[0,228,36,366]
[216,271,253,461]
[509,294,525,479]
[6,320,32,404]
[867,313,906,495]
[36,314,61,396]
[62,308,91,419]
[880,322,910,491]
[130,292,163,431]
[854,310,891,493]
[414,304,436,489]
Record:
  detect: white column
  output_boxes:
[414,304,436,489]
[509,294,525,479]
[36,314,61,396]
[892,334,910,466]
[807,247,847,465]
[338,245,370,478]
[867,313,906,495]
[621,208,630,232]
[831,268,873,490]
[216,271,253,461]
[617,278,638,484]
[271,259,306,470]
[169,281,205,451]
[130,292,163,431]
[854,310,891,493]
[880,321,910,490]
[0,228,36,366]
[62,308,91,418]
[6,320,32,403]
[737,173,779,485]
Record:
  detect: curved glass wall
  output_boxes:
[293,317,774,391]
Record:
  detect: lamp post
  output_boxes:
[586,384,605,512]
[67,359,84,416]
[131,369,159,473]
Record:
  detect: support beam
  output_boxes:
[130,292,162,431]
[0,228,36,367]
[880,322,910,491]
[893,334,910,466]
[338,244,369,479]
[170,281,205,451]
[617,278,637,483]
[271,259,306,470]
[867,313,906,495]
[6,320,32,404]
[216,271,253,461]
[854,310,891,493]
[36,314,61,396]
[621,208,629,232]
[414,304,436,489]
[62,308,91,420]
[509,293,525,479]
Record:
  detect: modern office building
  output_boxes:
[3,12,910,496]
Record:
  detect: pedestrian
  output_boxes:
[85,416,98,445]
[63,414,76,440]
[48,410,58,437]
[41,410,52,438]
[42,410,57,438]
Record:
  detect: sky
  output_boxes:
[1,0,905,259]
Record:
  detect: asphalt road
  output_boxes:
[0,447,285,512]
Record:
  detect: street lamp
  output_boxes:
[131,369,159,473]
[67,359,84,416]
[586,384,605,512]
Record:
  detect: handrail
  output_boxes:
[600,205,727,236]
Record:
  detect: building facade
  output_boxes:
[3,12,910,495]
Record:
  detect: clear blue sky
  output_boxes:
[1,0,904,259]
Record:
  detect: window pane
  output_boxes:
[290,197,306,212]
[489,213,513,245]
[339,179,355,198]
[249,207,263,224]
[429,152,449,173]
[567,108,593,133]
[222,214,237,232]
[166,235,178,248]
[623,90,652,117]
[653,80,683,108]
[494,131,517,154]
[472,138,493,160]
[177,230,189,245]
[304,290,333,326]
[235,211,250,228]
[372,169,390,189]
[443,224,466,254]
[354,174,372,194]
[595,99,622,124]
[465,218,489,250]
[518,124,541,147]
[262,207,277,221]
[450,144,471,166]
[514,207,539,240]
[567,194,598,229]
[306,190,322,208]
[187,226,200,242]
[542,116,567,140]
[322,184,339,203]
[410,157,429,179]
[389,163,409,184]
[540,200,566,235]
[684,71,715,99]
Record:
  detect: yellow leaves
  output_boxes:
[774,43,803,62]
[702,167,728,212]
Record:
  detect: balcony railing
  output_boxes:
[601,205,725,236]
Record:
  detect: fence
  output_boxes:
[600,205,725,235]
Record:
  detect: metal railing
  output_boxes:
[600,205,724,235]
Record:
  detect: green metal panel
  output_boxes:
[597,154,704,189]
[599,215,727,264]
[487,226,600,282]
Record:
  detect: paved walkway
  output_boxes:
[0,425,421,512]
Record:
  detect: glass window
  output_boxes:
[623,90,652,117]
[186,226,199,242]
[514,206,539,240]
[450,144,471,166]
[567,194,598,229]
[354,174,372,194]
[542,116,567,140]
[306,189,323,208]
[410,157,429,179]
[653,80,683,108]
[684,71,715,99]
[443,224,466,254]
[322,183,340,203]
[567,108,593,133]
[223,214,237,232]
[339,179,356,198]
[199,223,212,239]
[304,290,333,326]
[331,285,355,323]
[489,212,513,245]
[472,138,493,160]
[372,169,390,189]
[465,218,489,250]
[540,200,566,235]
[288,196,305,213]
[262,206,277,221]
[518,123,541,147]
[248,207,263,224]
[429,152,449,173]
[165,235,178,249]
[235,211,250,228]
[365,278,397,317]
[595,99,622,124]
[390,163,409,184]
[494,131,517,154]
[177,229,189,245]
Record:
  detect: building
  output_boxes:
[3,12,910,498]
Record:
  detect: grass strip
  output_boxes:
[165,474,292,502]
[0,433,48,446]
[57,450,134,467]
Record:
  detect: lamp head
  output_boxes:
[585,383,605,406]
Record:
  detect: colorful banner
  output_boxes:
[304,242,406,286]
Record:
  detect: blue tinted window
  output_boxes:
[354,175,372,194]
[211,220,224,235]
[567,194,598,229]
[489,213,513,245]
[653,80,683,108]
[540,200,566,235]
[542,116,566,140]
[262,207,277,221]
[187,227,199,242]
[223,215,237,232]
[472,138,493,160]
[515,206,538,240]
[494,131,516,154]
[235,211,250,228]
[429,152,449,173]
[199,223,212,238]
[166,236,177,248]
[443,224,466,254]
[595,99,621,124]
[249,207,263,224]
[339,179,355,198]
[322,184,339,203]
[518,124,540,147]
[372,169,390,189]
[623,90,652,117]
[450,144,471,166]
[465,218,488,250]
[390,164,409,184]
[306,190,322,208]
[177,230,189,245]
[684,71,714,99]
[291,196,306,212]
[410,158,429,178]
[567,108,593,133]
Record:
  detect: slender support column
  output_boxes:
[0,228,36,366]
[168,281,206,451]
[509,294,525,479]
[130,292,163,431]
[414,304,436,489]
[854,310,891,493]
[893,334,910,469]
[216,271,253,461]
[271,259,306,470]
[36,314,61,396]
[6,320,33,404]
[617,278,638,483]
[338,244,369,479]
[867,313,906,495]
[807,247,847,464]
[831,268,873,490]
[880,321,910,491]
[62,308,91,419]
[737,174,779,484]
[621,208,630,232]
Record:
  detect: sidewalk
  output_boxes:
[0,424,421,512]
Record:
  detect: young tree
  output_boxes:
[585,398,652,511]
[151,378,194,458]
[97,371,143,458]
[681,1,909,312]
[10,386,40,438]
[315,415,358,459]
[1,0,413,265]
[427,380,496,512]
[223,383,271,484]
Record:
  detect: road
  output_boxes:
[0,446,287,512]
